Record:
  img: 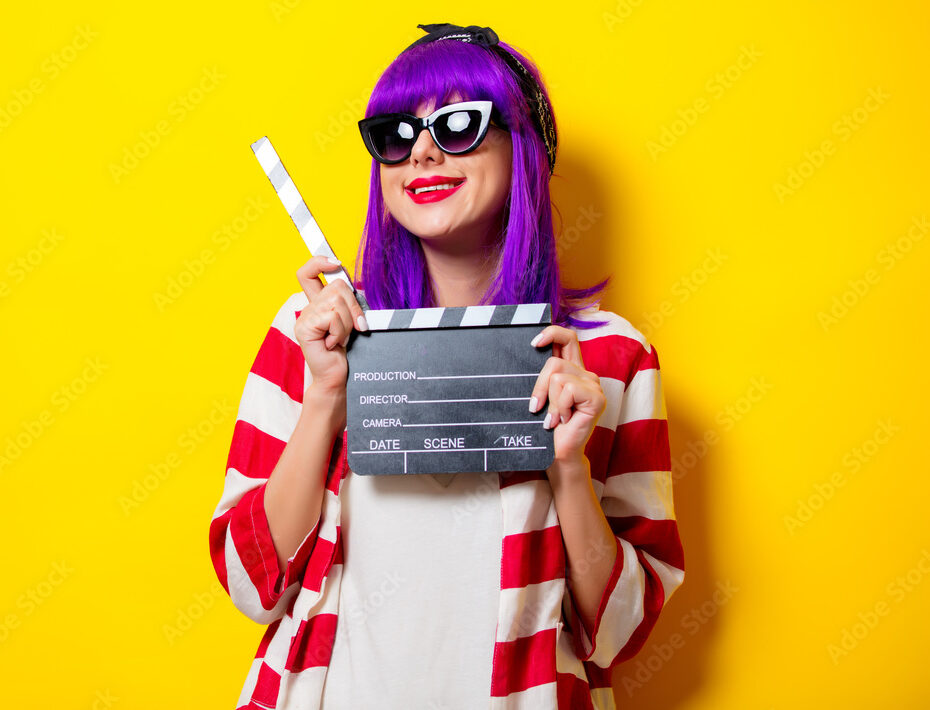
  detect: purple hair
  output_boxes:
[354,37,607,328]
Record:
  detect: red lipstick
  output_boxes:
[405,175,466,204]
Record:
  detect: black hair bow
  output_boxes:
[406,23,500,50]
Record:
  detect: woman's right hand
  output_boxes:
[294,256,368,395]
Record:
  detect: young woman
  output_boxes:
[210,23,685,710]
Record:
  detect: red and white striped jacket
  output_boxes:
[209,292,685,709]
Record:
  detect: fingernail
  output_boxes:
[528,396,538,413]
[356,314,369,332]
[543,412,552,429]
[530,333,543,347]
[560,414,567,424]
[326,256,341,264]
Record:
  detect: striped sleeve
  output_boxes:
[566,332,685,670]
[208,292,328,624]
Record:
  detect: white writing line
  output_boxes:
[416,373,537,381]
[402,420,542,428]
[352,446,547,455]
[406,396,530,404]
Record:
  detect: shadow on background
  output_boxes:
[549,152,611,296]
[611,403,715,708]
[552,152,717,707]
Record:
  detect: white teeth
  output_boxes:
[412,182,460,194]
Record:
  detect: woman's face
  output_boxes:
[380,94,513,252]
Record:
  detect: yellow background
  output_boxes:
[2,1,928,708]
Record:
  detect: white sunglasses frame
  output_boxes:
[358,100,502,164]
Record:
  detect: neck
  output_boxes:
[419,228,500,308]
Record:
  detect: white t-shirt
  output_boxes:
[320,469,502,709]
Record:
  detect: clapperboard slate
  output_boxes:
[346,303,554,475]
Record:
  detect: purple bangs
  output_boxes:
[365,40,521,120]
[354,38,607,328]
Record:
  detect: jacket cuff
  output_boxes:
[243,483,319,603]
[569,533,624,661]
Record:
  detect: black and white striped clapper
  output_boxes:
[346,303,554,475]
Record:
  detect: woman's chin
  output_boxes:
[401,218,458,242]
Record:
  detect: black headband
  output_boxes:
[402,23,557,177]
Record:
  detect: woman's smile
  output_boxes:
[405,175,467,204]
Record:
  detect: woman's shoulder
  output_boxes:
[266,291,310,335]
[569,304,658,379]
[569,304,652,350]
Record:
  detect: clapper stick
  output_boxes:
[250,136,369,310]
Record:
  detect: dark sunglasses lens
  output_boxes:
[370,119,416,162]
[433,109,484,153]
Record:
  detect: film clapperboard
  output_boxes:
[251,136,554,476]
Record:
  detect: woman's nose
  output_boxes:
[409,126,444,165]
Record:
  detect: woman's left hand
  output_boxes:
[529,325,607,468]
